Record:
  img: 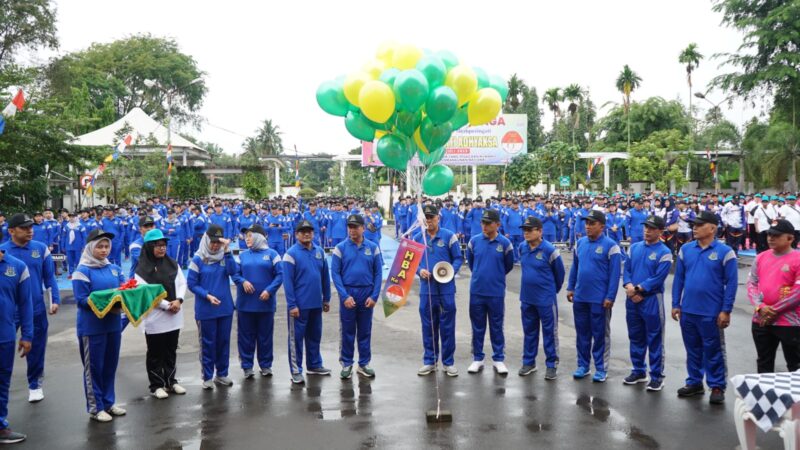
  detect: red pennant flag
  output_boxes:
[11,90,25,111]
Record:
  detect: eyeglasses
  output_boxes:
[153,243,167,249]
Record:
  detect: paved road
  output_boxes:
[4,234,785,449]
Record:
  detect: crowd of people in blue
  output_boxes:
[0,189,799,444]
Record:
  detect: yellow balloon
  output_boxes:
[445,65,478,106]
[467,88,502,126]
[391,44,422,70]
[362,60,386,80]
[359,80,396,123]
[343,72,372,106]
[376,41,399,66]
[413,127,429,154]
[375,130,387,140]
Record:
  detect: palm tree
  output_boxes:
[505,74,527,113]
[615,65,642,151]
[542,87,562,136]
[563,84,584,145]
[679,43,703,136]
[242,119,284,188]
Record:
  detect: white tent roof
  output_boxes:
[70,107,204,151]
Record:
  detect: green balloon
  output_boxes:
[489,75,509,102]
[437,50,459,71]
[418,146,446,166]
[379,68,400,87]
[376,134,409,171]
[366,112,396,131]
[393,69,429,112]
[395,110,422,137]
[450,105,469,130]
[473,67,490,89]
[425,86,458,125]
[420,117,453,150]
[344,111,376,141]
[416,56,447,89]
[316,80,350,117]
[422,164,454,196]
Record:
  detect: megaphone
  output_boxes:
[432,261,455,284]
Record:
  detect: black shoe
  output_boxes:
[623,372,647,385]
[709,388,725,404]
[677,384,705,397]
[0,429,26,444]
[306,367,331,376]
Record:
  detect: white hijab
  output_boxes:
[79,238,111,268]
[195,234,225,264]
[248,232,267,251]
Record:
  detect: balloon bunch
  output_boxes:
[316,43,508,196]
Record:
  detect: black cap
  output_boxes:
[643,215,666,229]
[347,214,365,226]
[423,204,439,217]
[243,224,266,236]
[295,220,315,232]
[767,219,796,236]
[520,216,543,229]
[687,210,720,226]
[8,213,34,228]
[206,224,225,242]
[140,216,156,227]
[87,228,114,243]
[481,209,501,223]
[581,210,606,224]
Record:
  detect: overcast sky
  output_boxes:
[48,0,760,156]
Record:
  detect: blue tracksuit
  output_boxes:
[567,235,622,373]
[237,214,259,245]
[0,254,32,431]
[63,223,86,274]
[0,241,59,390]
[32,222,49,246]
[101,217,125,266]
[302,211,325,246]
[72,263,126,414]
[282,243,331,374]
[160,218,182,260]
[331,239,382,368]
[128,237,143,279]
[537,210,559,244]
[395,203,408,236]
[364,213,383,245]
[571,208,589,245]
[187,252,237,381]
[264,215,288,256]
[466,207,484,237]
[623,240,672,380]
[413,228,463,366]
[190,214,208,255]
[440,207,458,235]
[605,212,625,243]
[519,240,565,368]
[328,212,348,248]
[626,208,649,243]
[208,213,233,240]
[502,208,524,262]
[233,248,282,371]
[672,240,738,390]
[467,233,514,362]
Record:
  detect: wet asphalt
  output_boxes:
[3,234,785,450]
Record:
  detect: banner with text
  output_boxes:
[381,238,426,318]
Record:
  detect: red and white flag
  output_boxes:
[2,89,26,117]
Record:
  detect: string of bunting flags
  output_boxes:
[85,134,134,195]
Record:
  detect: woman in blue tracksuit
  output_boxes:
[187,224,237,390]
[232,224,282,378]
[71,229,126,423]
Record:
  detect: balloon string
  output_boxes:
[419,203,442,418]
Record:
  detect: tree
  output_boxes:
[197,141,226,163]
[522,86,544,151]
[626,129,694,191]
[542,88,562,135]
[615,65,642,151]
[594,97,690,149]
[563,84,584,145]
[0,0,58,67]
[505,154,541,192]
[242,119,283,162]
[171,167,209,199]
[678,43,703,130]
[505,74,527,113]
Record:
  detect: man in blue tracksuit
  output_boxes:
[622,215,672,391]
[413,205,463,377]
[626,199,649,244]
[466,209,514,375]
[236,205,258,248]
[101,208,125,266]
[502,200,524,263]
[672,210,737,404]
[0,247,32,444]
[190,207,207,256]
[331,214,382,379]
[128,216,156,279]
[395,198,408,237]
[302,203,325,247]
[364,205,383,246]
[1,214,60,403]
[264,209,289,256]
[567,210,622,382]
[208,204,233,240]
[518,216,565,379]
[283,220,332,385]
[160,209,182,260]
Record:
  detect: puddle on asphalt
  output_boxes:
[574,394,660,448]
[526,423,552,433]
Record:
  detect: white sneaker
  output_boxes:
[107,405,126,416]
[153,388,169,399]
[91,411,113,423]
[444,366,459,377]
[28,388,44,403]
[493,361,509,375]
[202,380,214,390]
[171,384,187,395]
[417,364,437,376]
[467,361,484,374]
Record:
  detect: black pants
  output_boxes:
[726,228,744,254]
[145,329,179,392]
[755,231,769,254]
[752,323,800,373]
[748,224,757,249]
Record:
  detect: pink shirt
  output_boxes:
[747,249,800,326]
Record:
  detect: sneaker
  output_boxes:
[340,365,353,380]
[623,372,648,385]
[28,388,44,403]
[306,367,331,376]
[467,361,484,374]
[444,366,458,377]
[417,364,437,376]
[518,365,537,376]
[202,380,214,390]
[573,367,590,379]
[709,388,725,404]
[260,368,273,377]
[493,361,509,375]
[107,405,126,416]
[214,376,234,387]
[153,388,169,399]
[91,411,113,423]
[545,367,558,380]
[646,378,664,392]
[677,384,705,397]
[357,365,375,378]
[592,371,608,383]
[0,429,26,444]
[171,384,187,395]
[243,369,255,379]
[291,373,305,385]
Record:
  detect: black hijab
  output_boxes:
[135,240,179,301]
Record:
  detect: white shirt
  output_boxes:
[137,270,187,335]
[779,203,800,230]
[752,204,772,232]
[721,202,745,229]
[745,200,758,224]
